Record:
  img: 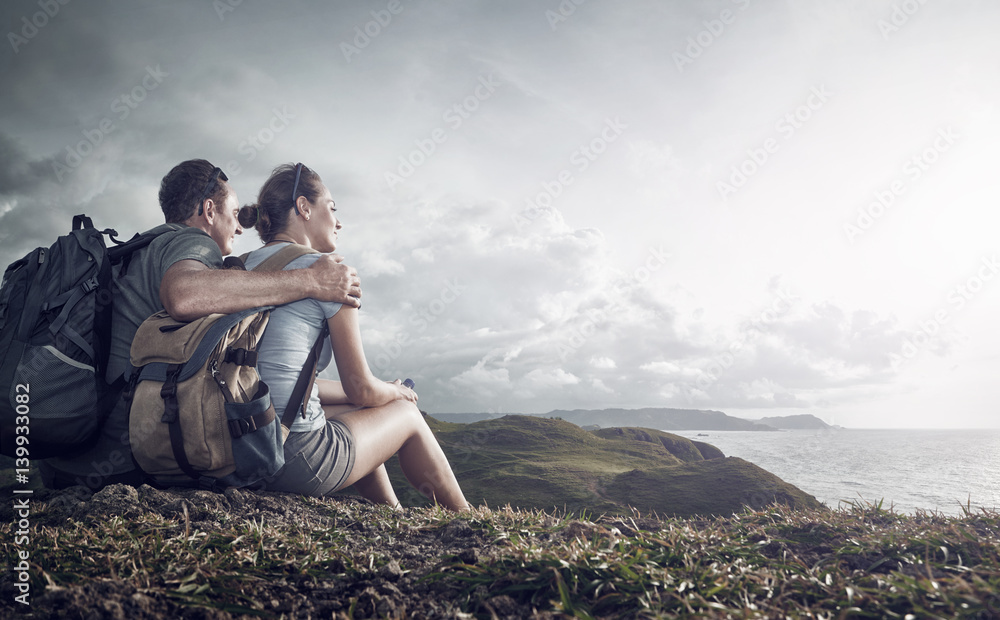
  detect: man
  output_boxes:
[40,159,361,490]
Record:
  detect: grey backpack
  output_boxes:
[0,215,170,459]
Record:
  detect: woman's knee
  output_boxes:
[391,399,426,429]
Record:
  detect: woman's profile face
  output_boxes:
[308,183,341,253]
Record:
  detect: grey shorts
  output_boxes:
[264,419,356,496]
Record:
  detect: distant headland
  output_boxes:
[433,408,832,431]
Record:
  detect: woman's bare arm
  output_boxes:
[328,307,416,408]
[316,379,351,406]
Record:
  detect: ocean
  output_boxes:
[672,428,1000,516]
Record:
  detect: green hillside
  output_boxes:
[434,407,781,430]
[372,414,823,516]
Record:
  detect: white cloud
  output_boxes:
[518,368,581,396]
[640,361,682,375]
[411,247,434,263]
[450,360,511,397]
[627,139,680,179]
[591,378,615,394]
[358,251,405,277]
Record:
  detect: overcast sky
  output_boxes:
[2,0,998,428]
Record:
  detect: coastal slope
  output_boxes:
[377,414,823,516]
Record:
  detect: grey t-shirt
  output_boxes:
[105,224,224,381]
[45,224,223,485]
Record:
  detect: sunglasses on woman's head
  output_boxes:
[291,162,304,215]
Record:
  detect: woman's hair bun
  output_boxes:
[237,203,259,228]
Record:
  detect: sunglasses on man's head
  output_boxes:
[196,167,228,215]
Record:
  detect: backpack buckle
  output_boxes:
[123,374,138,403]
[228,417,255,438]
[223,348,258,367]
[159,364,182,404]
[159,382,177,399]
[81,276,99,293]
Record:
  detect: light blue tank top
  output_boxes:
[243,244,343,432]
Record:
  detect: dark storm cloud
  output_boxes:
[0,132,56,196]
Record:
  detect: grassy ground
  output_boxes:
[443,500,1000,618]
[1,487,998,618]
[2,416,995,617]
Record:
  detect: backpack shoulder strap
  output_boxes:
[250,243,319,273]
[246,243,325,428]
[281,322,329,428]
[72,214,95,230]
[107,224,181,264]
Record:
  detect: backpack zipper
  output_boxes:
[210,359,235,403]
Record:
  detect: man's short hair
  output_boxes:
[159,159,229,223]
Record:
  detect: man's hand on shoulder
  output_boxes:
[309,254,362,308]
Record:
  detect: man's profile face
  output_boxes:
[208,182,242,255]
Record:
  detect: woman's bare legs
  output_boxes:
[323,400,470,511]
[323,405,399,507]
[351,464,400,508]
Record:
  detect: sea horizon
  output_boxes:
[673,427,1000,517]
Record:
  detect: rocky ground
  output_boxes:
[1,483,632,619]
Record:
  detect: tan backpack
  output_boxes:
[127,244,325,489]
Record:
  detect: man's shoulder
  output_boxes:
[143,222,185,235]
[142,222,208,240]
[133,223,222,272]
[145,224,215,252]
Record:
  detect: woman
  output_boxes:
[237,163,469,511]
